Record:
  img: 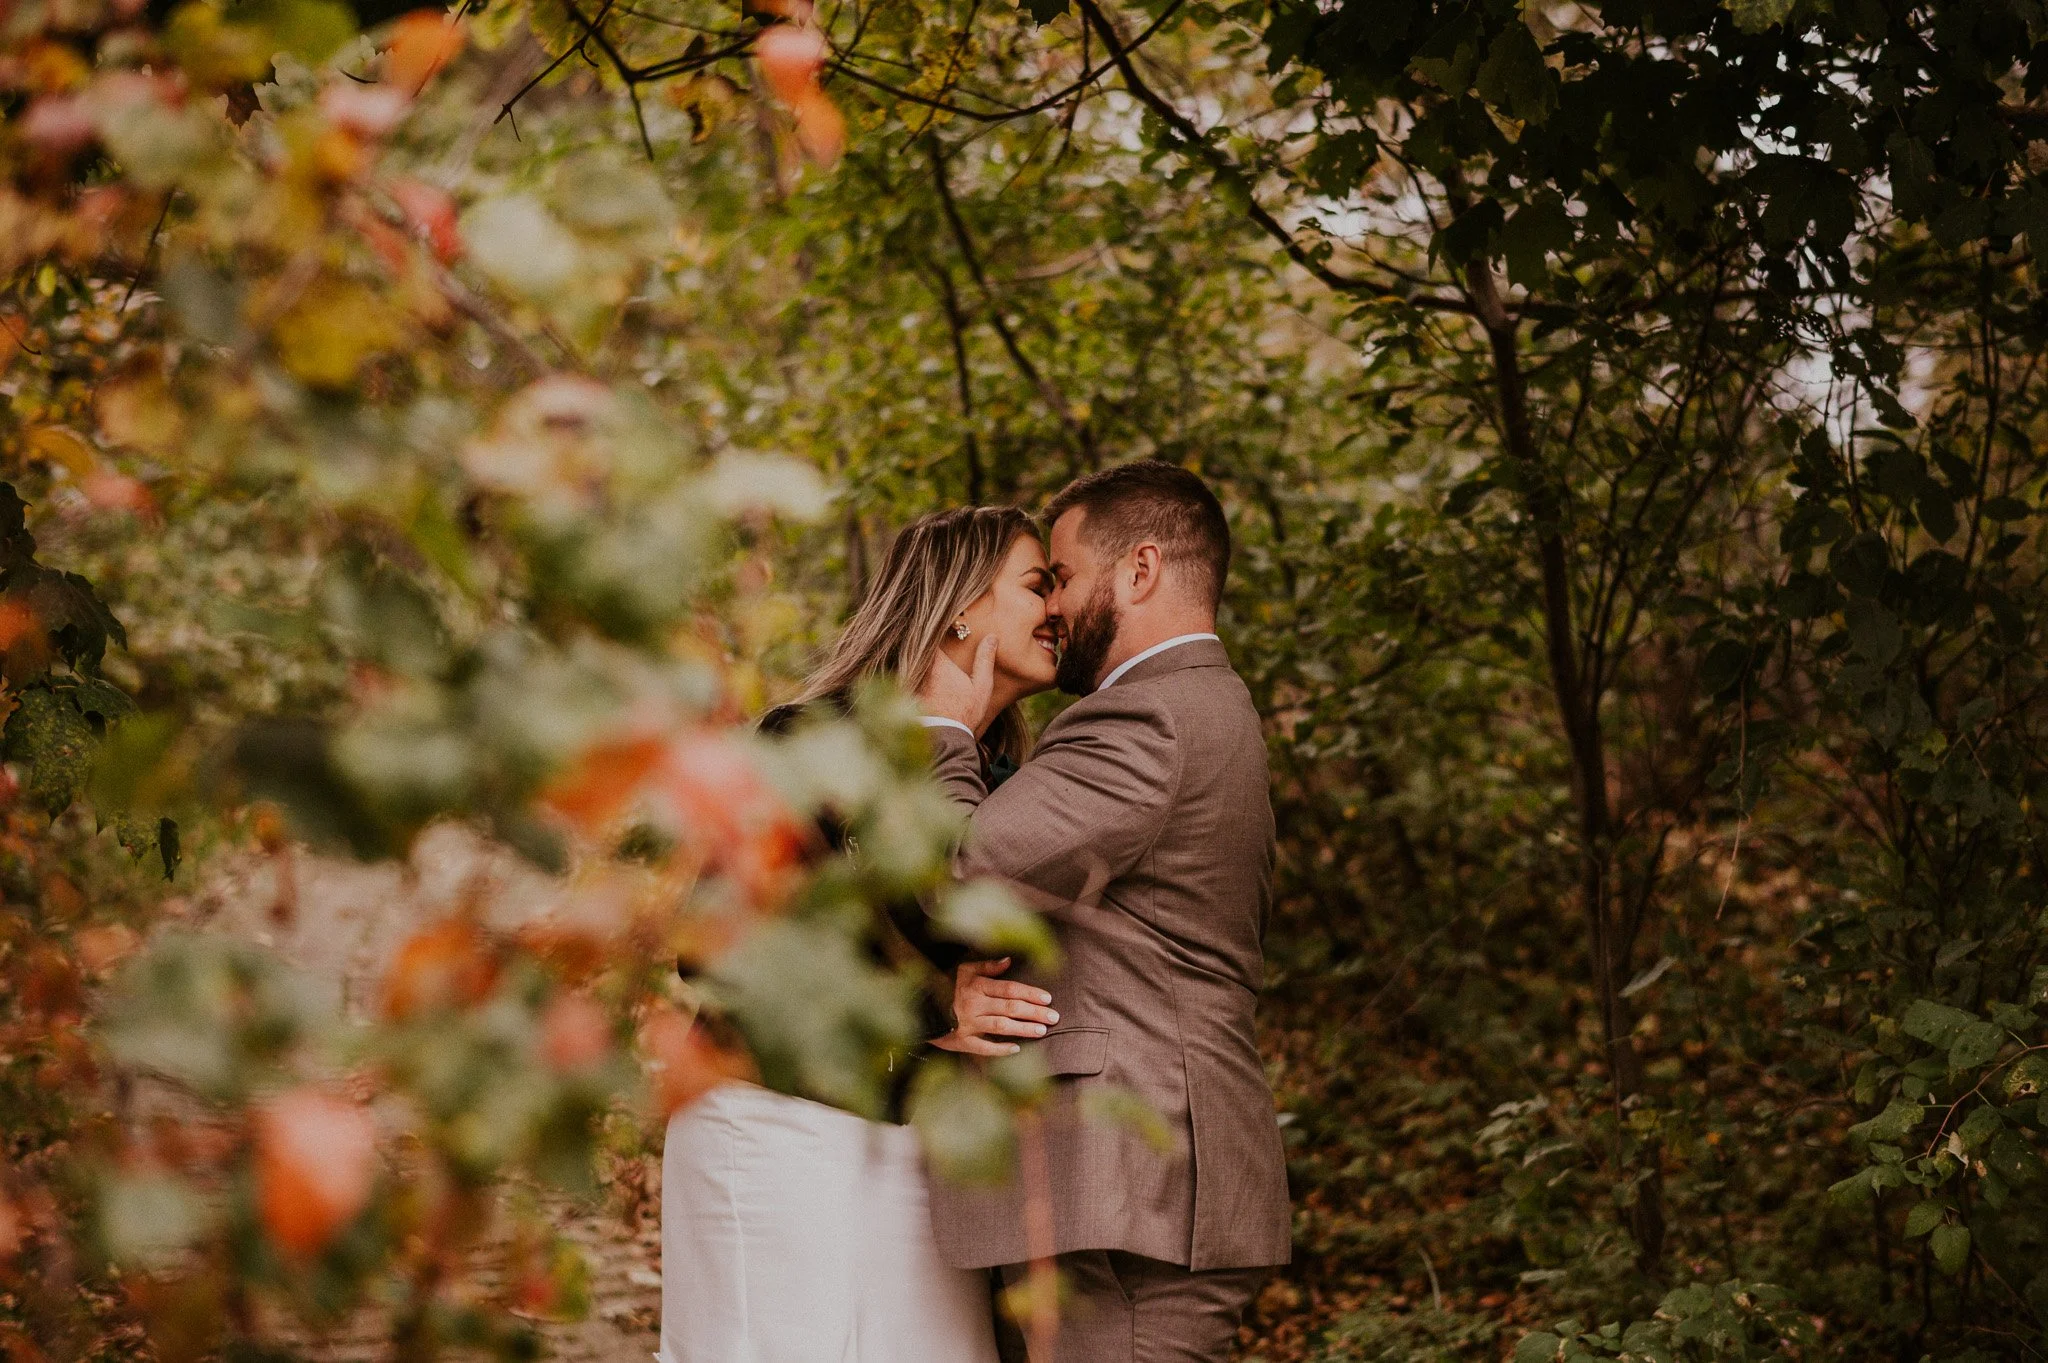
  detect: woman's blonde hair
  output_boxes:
[793,506,1038,763]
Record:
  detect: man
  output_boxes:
[919,461,1291,1362]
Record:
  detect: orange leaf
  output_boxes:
[638,1009,751,1115]
[513,922,610,984]
[255,1088,378,1257]
[75,922,139,974]
[540,993,612,1075]
[653,732,811,904]
[352,208,408,275]
[754,24,826,106]
[81,471,158,521]
[381,917,498,1019]
[19,946,80,1020]
[390,177,462,264]
[22,39,90,94]
[792,89,846,167]
[541,735,667,835]
[385,11,466,95]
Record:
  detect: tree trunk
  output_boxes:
[1465,262,1667,1272]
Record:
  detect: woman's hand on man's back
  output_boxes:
[932,957,1059,1057]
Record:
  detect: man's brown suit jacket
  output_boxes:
[925,637,1292,1272]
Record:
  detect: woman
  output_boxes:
[659,506,1063,1363]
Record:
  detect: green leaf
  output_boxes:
[1444,476,1497,518]
[1989,1129,2047,1186]
[1931,1223,1971,1274]
[229,0,356,63]
[934,880,1060,967]
[1845,598,1902,666]
[462,195,583,301]
[1902,998,1976,1047]
[1829,531,1891,596]
[705,920,917,1118]
[1474,23,1556,125]
[5,686,98,817]
[1904,1199,1946,1237]
[101,933,320,1102]
[1849,1095,1925,1146]
[1949,1021,2004,1073]
[1514,1332,1563,1363]
[88,710,177,813]
[1080,1084,1180,1155]
[1500,192,1573,289]
[1409,14,1481,93]
[1723,0,1796,31]
[908,1058,1017,1186]
[99,1171,210,1270]
[1916,489,1958,542]
[1828,1166,1879,1205]
[1957,1103,2004,1151]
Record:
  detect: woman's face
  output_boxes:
[945,533,1058,704]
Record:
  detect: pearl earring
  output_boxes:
[953,621,971,640]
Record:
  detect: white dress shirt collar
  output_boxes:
[1096,632,1220,692]
[918,716,975,737]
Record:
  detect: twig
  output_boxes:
[927,138,1096,463]
[824,0,1183,124]
[1713,817,1746,922]
[1071,0,1467,313]
[1418,1246,1444,1311]
[432,264,557,376]
[120,188,176,314]
[1920,1043,2048,1159]
[0,314,41,357]
[496,40,587,127]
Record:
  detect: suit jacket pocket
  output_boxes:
[1034,1027,1109,1077]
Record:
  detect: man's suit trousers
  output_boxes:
[998,1251,1267,1363]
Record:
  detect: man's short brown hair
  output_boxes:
[1043,460,1231,609]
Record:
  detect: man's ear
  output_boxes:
[1127,542,1164,602]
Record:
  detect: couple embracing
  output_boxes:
[659,462,1291,1363]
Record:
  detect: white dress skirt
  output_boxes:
[658,1082,1002,1363]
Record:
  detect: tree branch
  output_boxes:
[1072,0,1469,313]
[826,0,1183,124]
[928,138,1097,465]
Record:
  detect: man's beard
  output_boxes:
[1055,577,1120,695]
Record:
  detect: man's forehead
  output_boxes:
[1047,507,1086,556]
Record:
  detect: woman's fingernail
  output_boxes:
[1030,1023,1047,1036]
[1007,1045,1021,1055]
[1048,1011,1059,1023]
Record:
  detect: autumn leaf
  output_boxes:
[539,993,612,1075]
[539,734,666,835]
[254,1088,378,1257]
[754,24,828,106]
[385,10,466,95]
[381,917,499,1019]
[792,90,846,168]
[638,1007,752,1114]
[389,177,462,263]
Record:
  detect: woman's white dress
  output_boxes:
[658,1082,1002,1363]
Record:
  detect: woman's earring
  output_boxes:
[953,621,971,640]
